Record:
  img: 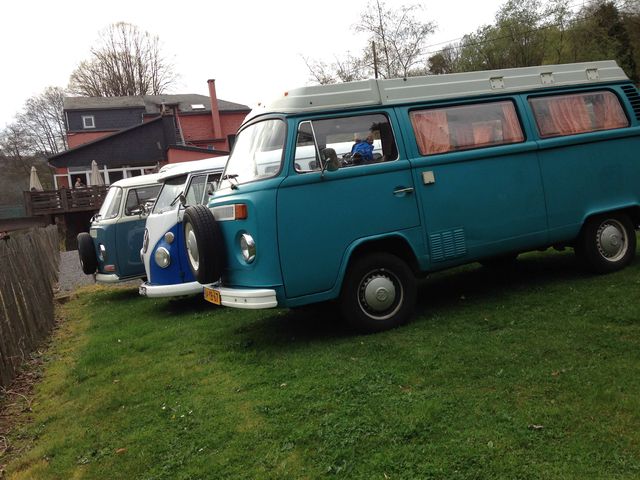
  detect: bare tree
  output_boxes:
[0,123,32,174]
[69,22,177,97]
[18,87,68,155]
[357,0,436,78]
[303,53,368,85]
[305,1,435,83]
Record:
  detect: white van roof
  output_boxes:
[158,156,228,182]
[110,172,161,188]
[250,61,628,119]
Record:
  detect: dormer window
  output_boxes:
[82,115,95,129]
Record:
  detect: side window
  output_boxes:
[294,113,398,173]
[185,175,206,206]
[205,172,222,201]
[410,100,524,156]
[529,91,628,138]
[124,185,161,216]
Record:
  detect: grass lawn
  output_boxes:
[3,245,640,479]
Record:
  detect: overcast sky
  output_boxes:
[1,0,505,128]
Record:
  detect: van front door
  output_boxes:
[116,184,160,279]
[405,100,548,266]
[277,113,421,300]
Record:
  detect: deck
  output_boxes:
[24,186,109,216]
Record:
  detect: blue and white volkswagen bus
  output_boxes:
[183,61,640,332]
[139,156,228,298]
[77,174,161,283]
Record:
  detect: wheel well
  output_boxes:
[347,236,420,275]
[584,207,640,230]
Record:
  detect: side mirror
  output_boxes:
[321,148,340,177]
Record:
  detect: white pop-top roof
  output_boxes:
[157,156,229,182]
[110,172,161,189]
[250,60,628,119]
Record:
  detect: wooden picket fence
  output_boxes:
[0,226,60,388]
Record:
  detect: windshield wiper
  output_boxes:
[170,190,184,207]
[221,174,239,190]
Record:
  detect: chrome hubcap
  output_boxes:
[358,270,403,320]
[185,223,199,270]
[597,220,628,262]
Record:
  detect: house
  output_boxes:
[48,80,250,188]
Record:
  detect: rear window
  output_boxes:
[410,100,524,155]
[529,90,628,138]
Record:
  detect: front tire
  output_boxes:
[183,205,224,284]
[575,213,636,274]
[339,252,416,333]
[77,232,97,275]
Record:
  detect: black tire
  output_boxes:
[77,232,98,275]
[183,205,225,284]
[575,212,636,274]
[339,252,417,333]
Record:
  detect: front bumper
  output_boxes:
[95,273,143,284]
[139,281,203,298]
[205,285,278,309]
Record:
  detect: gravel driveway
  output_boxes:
[57,250,140,294]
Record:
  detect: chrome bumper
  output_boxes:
[207,285,278,309]
[139,281,203,298]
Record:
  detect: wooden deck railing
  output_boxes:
[23,186,109,216]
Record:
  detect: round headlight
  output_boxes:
[240,234,256,263]
[164,232,175,244]
[154,247,171,268]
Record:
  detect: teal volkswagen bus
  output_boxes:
[78,174,161,283]
[183,61,640,332]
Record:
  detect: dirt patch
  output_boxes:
[0,314,61,476]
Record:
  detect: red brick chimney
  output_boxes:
[207,79,223,139]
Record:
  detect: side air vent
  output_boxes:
[621,85,640,121]
[429,228,467,263]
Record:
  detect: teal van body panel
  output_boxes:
[277,156,420,299]
[92,224,116,273]
[214,177,285,290]
[536,133,640,243]
[395,99,548,266]
[283,227,427,307]
[114,217,147,278]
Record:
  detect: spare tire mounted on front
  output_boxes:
[183,205,225,284]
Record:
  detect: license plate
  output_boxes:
[204,287,221,305]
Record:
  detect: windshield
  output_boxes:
[219,119,286,189]
[97,187,123,220]
[152,174,188,214]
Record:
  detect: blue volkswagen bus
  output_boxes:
[139,156,227,298]
[182,61,640,332]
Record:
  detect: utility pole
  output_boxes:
[372,41,379,79]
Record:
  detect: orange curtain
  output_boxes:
[535,96,591,137]
[500,101,524,142]
[601,92,628,129]
[411,111,450,155]
[473,125,494,146]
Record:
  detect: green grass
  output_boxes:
[4,245,640,479]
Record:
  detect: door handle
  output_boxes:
[393,187,414,196]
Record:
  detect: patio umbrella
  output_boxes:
[89,160,105,186]
[29,166,43,191]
